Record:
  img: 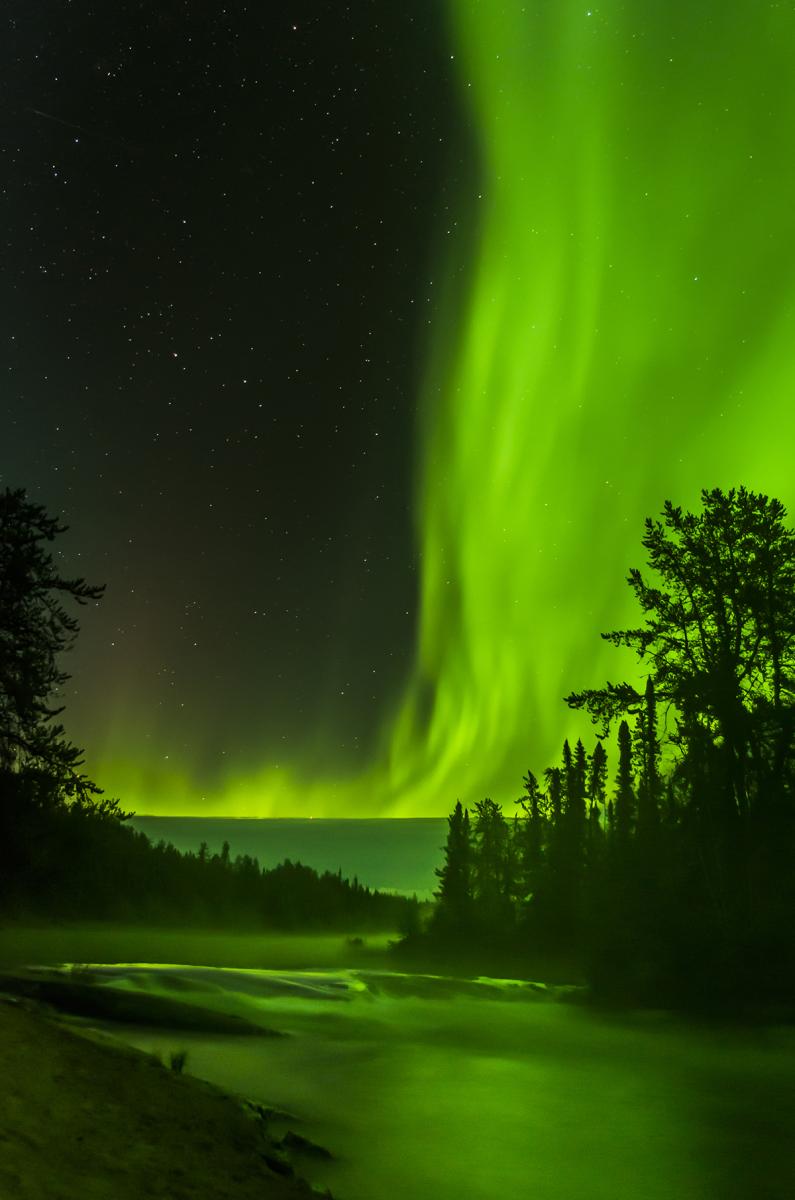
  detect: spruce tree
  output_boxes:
[561,739,574,811]
[0,487,105,798]
[433,800,472,934]
[544,766,563,827]
[515,769,544,895]
[635,677,661,842]
[614,720,635,846]
[566,487,795,835]
[472,798,510,929]
[588,740,608,843]
[570,739,588,839]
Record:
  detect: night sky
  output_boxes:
[4,2,795,816]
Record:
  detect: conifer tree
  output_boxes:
[588,740,608,842]
[433,800,472,933]
[557,739,587,871]
[544,766,563,827]
[614,720,635,846]
[561,739,574,811]
[515,769,545,893]
[635,677,661,842]
[0,488,105,801]
[472,798,510,927]
[566,487,795,833]
[570,739,588,838]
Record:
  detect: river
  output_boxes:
[68,954,795,1200]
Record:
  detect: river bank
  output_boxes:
[4,925,795,1200]
[0,995,329,1200]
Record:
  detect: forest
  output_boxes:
[2,485,793,1006]
[403,487,795,1009]
[0,486,416,932]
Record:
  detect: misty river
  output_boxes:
[64,953,794,1200]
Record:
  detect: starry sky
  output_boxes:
[4,1,795,816]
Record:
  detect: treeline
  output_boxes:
[406,489,795,1009]
[0,487,415,933]
[0,771,416,930]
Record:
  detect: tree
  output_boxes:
[555,738,587,868]
[635,678,661,842]
[565,488,795,988]
[471,798,511,926]
[0,488,110,807]
[433,800,472,933]
[417,487,794,1003]
[587,740,608,845]
[566,488,795,829]
[515,769,545,896]
[569,739,588,841]
[544,765,562,827]
[613,720,635,846]
[561,739,573,811]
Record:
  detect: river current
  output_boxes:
[71,958,795,1200]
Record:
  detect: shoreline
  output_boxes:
[0,995,331,1200]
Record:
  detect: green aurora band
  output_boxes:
[98,0,795,815]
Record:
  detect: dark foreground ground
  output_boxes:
[0,996,327,1200]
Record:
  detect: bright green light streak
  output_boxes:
[94,1,795,815]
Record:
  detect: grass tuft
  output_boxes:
[168,1048,189,1074]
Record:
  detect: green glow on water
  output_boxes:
[96,1,795,815]
[83,961,795,1200]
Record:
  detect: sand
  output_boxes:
[0,997,327,1200]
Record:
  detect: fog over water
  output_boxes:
[81,960,795,1200]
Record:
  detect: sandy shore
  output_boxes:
[0,997,327,1200]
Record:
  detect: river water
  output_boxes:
[76,959,794,1200]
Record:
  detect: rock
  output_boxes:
[261,1152,294,1178]
[280,1130,334,1160]
[279,1132,333,1161]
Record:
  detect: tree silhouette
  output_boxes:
[569,739,588,851]
[433,799,472,934]
[635,678,661,844]
[587,740,608,849]
[515,769,545,898]
[414,488,795,1007]
[472,798,511,928]
[544,765,562,826]
[564,487,795,997]
[0,487,106,804]
[566,487,795,830]
[613,721,635,847]
[0,489,132,909]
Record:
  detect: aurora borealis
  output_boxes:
[5,1,795,815]
[383,0,795,811]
